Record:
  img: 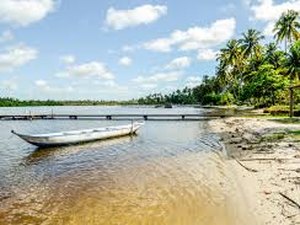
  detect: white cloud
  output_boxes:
[35,79,74,93]
[55,61,115,80]
[0,44,38,71]
[251,0,300,21]
[140,83,158,90]
[60,55,76,64]
[185,76,202,88]
[0,30,14,43]
[197,49,218,61]
[68,79,130,99]
[243,0,251,6]
[103,80,117,87]
[1,77,17,90]
[144,18,236,52]
[0,0,56,26]
[133,71,182,84]
[122,45,135,52]
[105,4,167,30]
[144,38,173,52]
[54,72,69,78]
[94,80,117,87]
[166,56,191,70]
[65,86,74,92]
[250,0,300,35]
[119,56,132,66]
[35,79,47,87]
[263,21,276,36]
[67,61,114,80]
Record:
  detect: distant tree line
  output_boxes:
[0,98,137,107]
[137,87,196,105]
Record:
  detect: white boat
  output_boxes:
[12,121,144,147]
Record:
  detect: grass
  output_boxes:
[260,131,300,143]
[241,112,300,124]
[264,105,300,116]
[269,118,300,124]
[266,133,286,140]
[285,130,300,142]
[260,133,286,142]
[287,130,300,135]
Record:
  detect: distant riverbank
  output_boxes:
[0,97,200,107]
[0,98,256,112]
[0,97,137,107]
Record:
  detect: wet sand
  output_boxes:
[209,117,300,225]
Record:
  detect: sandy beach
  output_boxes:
[209,117,300,225]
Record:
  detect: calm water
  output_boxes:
[0,106,251,225]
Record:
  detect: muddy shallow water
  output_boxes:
[0,106,252,225]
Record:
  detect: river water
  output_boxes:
[0,106,251,225]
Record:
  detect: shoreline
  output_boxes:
[208,117,300,224]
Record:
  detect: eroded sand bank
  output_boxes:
[209,117,300,225]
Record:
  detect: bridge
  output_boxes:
[0,113,229,121]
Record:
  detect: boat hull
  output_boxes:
[12,122,144,147]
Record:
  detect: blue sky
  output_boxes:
[0,0,299,100]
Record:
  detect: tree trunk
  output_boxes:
[289,67,296,118]
[290,87,294,118]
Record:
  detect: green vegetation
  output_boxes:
[0,10,299,108]
[262,133,286,142]
[137,87,196,105]
[0,97,138,107]
[264,105,300,116]
[258,129,300,143]
[287,130,300,135]
[138,10,300,108]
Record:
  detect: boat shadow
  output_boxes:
[24,134,138,165]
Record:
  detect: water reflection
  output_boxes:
[25,135,137,165]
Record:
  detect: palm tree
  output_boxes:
[216,48,231,85]
[217,39,244,75]
[264,42,277,61]
[222,39,243,67]
[285,41,300,81]
[273,10,300,52]
[274,10,299,117]
[264,42,285,69]
[240,29,264,58]
[217,39,244,100]
[215,64,228,86]
[284,41,300,117]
